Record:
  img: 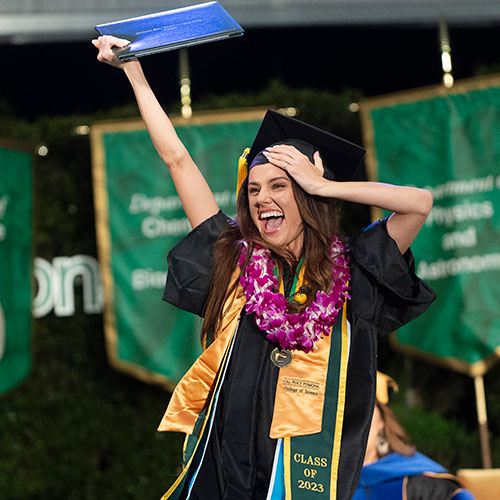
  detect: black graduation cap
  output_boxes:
[247,109,365,182]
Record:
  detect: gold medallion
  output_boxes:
[270,347,292,368]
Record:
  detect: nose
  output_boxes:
[255,186,272,205]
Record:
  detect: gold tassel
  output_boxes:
[376,371,399,405]
[236,147,250,195]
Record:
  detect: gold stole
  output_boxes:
[270,264,332,438]
[270,341,331,438]
[157,268,245,433]
[158,266,334,439]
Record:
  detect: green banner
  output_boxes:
[361,76,500,375]
[91,110,264,388]
[0,146,32,393]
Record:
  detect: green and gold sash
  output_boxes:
[283,302,349,499]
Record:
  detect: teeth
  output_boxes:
[260,211,283,219]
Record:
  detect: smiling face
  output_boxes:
[247,163,304,257]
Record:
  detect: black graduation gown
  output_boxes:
[162,211,435,500]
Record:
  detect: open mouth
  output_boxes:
[259,210,284,233]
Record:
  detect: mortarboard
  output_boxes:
[237,109,365,193]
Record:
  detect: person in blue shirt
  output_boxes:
[354,373,476,500]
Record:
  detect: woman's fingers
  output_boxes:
[265,146,324,176]
[313,151,324,176]
[262,150,294,171]
[92,35,133,68]
[266,145,301,163]
[263,145,315,174]
[262,144,326,195]
[94,35,130,49]
[264,145,303,170]
[106,35,131,47]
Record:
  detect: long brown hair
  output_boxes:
[377,401,415,457]
[200,174,343,344]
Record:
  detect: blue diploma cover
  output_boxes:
[95,1,244,60]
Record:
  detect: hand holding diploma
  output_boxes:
[91,36,136,69]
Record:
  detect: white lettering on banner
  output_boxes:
[0,195,8,241]
[129,190,235,217]
[33,256,167,317]
[33,256,104,318]
[0,301,5,361]
[132,269,166,290]
[130,190,236,238]
[129,193,182,215]
[33,257,55,318]
[442,225,477,251]
[0,195,8,219]
[142,216,191,238]
[425,176,495,201]
[425,200,494,228]
[418,253,500,280]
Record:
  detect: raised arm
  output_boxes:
[92,35,219,228]
[263,145,433,254]
[316,181,432,254]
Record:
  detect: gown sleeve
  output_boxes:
[349,217,436,337]
[407,476,476,500]
[162,211,230,317]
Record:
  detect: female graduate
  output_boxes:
[93,35,436,500]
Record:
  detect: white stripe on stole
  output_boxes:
[346,318,351,364]
[185,320,241,499]
[265,438,283,500]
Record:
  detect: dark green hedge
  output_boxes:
[0,80,498,500]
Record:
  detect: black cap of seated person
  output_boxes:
[237,110,366,193]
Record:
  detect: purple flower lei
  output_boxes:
[238,238,351,354]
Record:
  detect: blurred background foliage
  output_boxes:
[0,80,499,499]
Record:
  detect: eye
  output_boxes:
[272,182,286,190]
[248,186,259,195]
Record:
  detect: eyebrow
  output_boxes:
[248,176,290,186]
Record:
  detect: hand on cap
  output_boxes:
[263,145,327,195]
[91,35,136,69]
